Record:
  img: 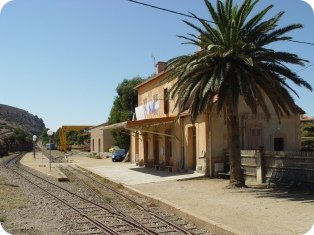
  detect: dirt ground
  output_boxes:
[131,178,314,235]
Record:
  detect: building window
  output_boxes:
[248,127,262,150]
[164,88,169,115]
[274,138,284,151]
[92,139,94,152]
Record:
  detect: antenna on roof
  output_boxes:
[151,53,156,69]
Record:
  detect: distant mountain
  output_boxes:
[0,104,45,137]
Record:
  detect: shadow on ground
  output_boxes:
[231,184,314,203]
[129,167,196,178]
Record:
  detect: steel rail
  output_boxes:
[5,155,153,235]
[72,165,197,235]
[62,166,163,235]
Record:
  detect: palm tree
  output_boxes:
[165,0,312,187]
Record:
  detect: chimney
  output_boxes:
[156,61,167,74]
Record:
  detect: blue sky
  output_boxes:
[0,0,313,132]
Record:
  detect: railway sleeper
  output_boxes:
[113,227,142,233]
[75,231,105,235]
[140,219,165,225]
[155,227,180,233]
[72,226,100,232]
[145,223,169,229]
[119,231,144,235]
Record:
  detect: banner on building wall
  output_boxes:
[135,100,160,120]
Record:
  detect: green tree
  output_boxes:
[108,77,145,150]
[165,0,312,187]
[303,126,314,136]
[40,128,50,145]
[65,131,86,145]
[7,128,33,152]
[301,123,314,150]
[53,129,60,145]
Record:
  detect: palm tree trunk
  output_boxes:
[226,104,245,188]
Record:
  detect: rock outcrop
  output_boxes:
[0,104,45,137]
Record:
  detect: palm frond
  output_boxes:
[162,0,311,123]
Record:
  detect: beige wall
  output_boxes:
[130,119,182,171]
[137,74,178,118]
[90,125,114,153]
[237,97,301,151]
[130,73,302,175]
[182,114,207,172]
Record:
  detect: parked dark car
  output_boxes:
[112,149,126,162]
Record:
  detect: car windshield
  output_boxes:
[113,149,125,155]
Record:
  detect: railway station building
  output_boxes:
[127,62,303,177]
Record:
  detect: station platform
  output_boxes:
[19,152,67,181]
[20,151,314,235]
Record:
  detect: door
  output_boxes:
[153,134,159,165]
[165,129,172,165]
[143,134,148,164]
[135,132,139,162]
[187,126,196,170]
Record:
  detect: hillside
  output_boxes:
[0,104,45,137]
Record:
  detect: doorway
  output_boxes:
[187,126,196,170]
[143,134,148,164]
[135,132,139,162]
[153,134,159,165]
[274,137,284,151]
[165,129,172,165]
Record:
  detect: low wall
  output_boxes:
[238,150,314,184]
[263,151,314,183]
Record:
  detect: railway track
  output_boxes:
[63,165,211,235]
[5,155,154,234]
[4,154,212,235]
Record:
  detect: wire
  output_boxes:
[125,0,208,21]
[295,63,314,73]
[124,0,314,47]
[287,40,314,46]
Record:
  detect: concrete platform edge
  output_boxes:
[124,185,240,235]
[19,153,68,182]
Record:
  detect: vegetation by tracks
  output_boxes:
[0,154,29,225]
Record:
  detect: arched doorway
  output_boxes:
[187,126,196,170]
